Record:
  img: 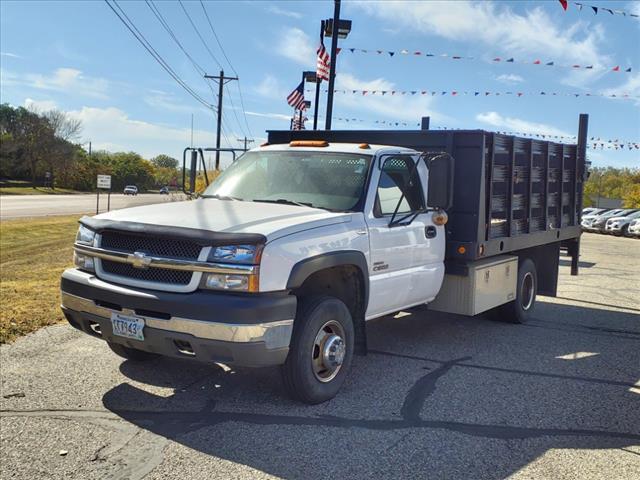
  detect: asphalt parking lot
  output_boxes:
[1,232,638,480]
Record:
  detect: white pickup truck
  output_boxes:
[61,120,588,403]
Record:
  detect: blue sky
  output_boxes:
[1,0,639,168]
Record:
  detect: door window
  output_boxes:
[375,156,425,217]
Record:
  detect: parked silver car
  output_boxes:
[581,208,624,231]
[628,219,640,238]
[605,211,640,236]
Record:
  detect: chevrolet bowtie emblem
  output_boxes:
[129,251,152,269]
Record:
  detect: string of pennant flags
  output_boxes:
[289,114,638,151]
[306,88,639,100]
[343,47,634,74]
[559,0,639,18]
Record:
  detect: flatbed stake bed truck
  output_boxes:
[61,114,588,403]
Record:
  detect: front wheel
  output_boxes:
[492,258,537,324]
[281,296,354,404]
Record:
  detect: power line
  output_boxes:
[145,0,222,121]
[176,0,248,139]
[199,0,253,138]
[178,0,223,70]
[105,0,214,110]
[145,0,206,76]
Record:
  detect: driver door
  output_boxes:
[364,154,445,318]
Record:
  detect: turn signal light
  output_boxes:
[432,210,448,226]
[289,140,329,147]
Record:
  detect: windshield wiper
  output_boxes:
[252,198,314,208]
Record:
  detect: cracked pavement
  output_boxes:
[1,233,639,479]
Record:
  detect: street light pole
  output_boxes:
[325,0,341,130]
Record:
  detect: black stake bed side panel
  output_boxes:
[267,127,587,263]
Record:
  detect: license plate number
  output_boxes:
[110,312,145,341]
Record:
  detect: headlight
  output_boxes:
[203,244,262,292]
[76,225,96,245]
[74,252,95,272]
[208,244,261,264]
[203,273,259,292]
[74,225,96,272]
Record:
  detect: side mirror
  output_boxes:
[182,148,200,195]
[427,154,454,210]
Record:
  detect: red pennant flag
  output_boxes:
[452,91,458,96]
[493,57,501,62]
[533,60,541,64]
[559,1,568,12]
[612,66,620,71]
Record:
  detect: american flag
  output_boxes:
[287,81,306,110]
[317,40,330,81]
[292,114,308,130]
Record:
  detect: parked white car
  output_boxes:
[628,219,640,237]
[603,210,640,235]
[123,185,138,196]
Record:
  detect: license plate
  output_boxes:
[110,312,145,341]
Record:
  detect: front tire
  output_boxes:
[282,296,354,404]
[493,258,537,324]
[107,341,158,361]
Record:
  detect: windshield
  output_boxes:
[202,150,371,211]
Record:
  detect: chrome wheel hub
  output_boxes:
[312,320,346,383]
[323,335,346,368]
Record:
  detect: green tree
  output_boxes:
[151,154,179,169]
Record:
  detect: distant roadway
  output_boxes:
[0,193,185,219]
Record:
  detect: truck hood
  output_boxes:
[93,198,352,242]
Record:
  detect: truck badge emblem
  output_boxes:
[129,251,152,269]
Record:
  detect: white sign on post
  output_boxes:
[97,175,111,189]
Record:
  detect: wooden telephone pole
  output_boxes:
[237,137,254,152]
[204,70,238,169]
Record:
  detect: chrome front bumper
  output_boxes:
[60,268,296,366]
[61,292,293,349]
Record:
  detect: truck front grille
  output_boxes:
[97,231,203,289]
[101,231,201,259]
[101,260,193,285]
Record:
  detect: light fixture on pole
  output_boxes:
[324,0,351,130]
[303,70,319,130]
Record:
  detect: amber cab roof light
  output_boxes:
[289,140,329,147]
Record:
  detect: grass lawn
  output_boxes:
[0,186,85,195]
[0,215,80,343]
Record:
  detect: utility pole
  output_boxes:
[237,137,254,152]
[204,70,238,169]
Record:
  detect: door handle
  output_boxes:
[425,226,437,238]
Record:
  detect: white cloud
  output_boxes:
[335,73,448,123]
[254,74,288,100]
[267,5,303,19]
[245,110,291,121]
[275,28,314,66]
[24,98,58,111]
[602,72,640,105]
[354,1,609,87]
[62,105,241,162]
[496,73,524,84]
[144,90,210,114]
[1,52,21,58]
[476,111,572,137]
[2,67,109,99]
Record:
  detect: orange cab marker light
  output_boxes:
[260,142,269,147]
[359,143,371,149]
[457,246,466,255]
[289,140,329,147]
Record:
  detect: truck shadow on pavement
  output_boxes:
[102,302,640,479]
